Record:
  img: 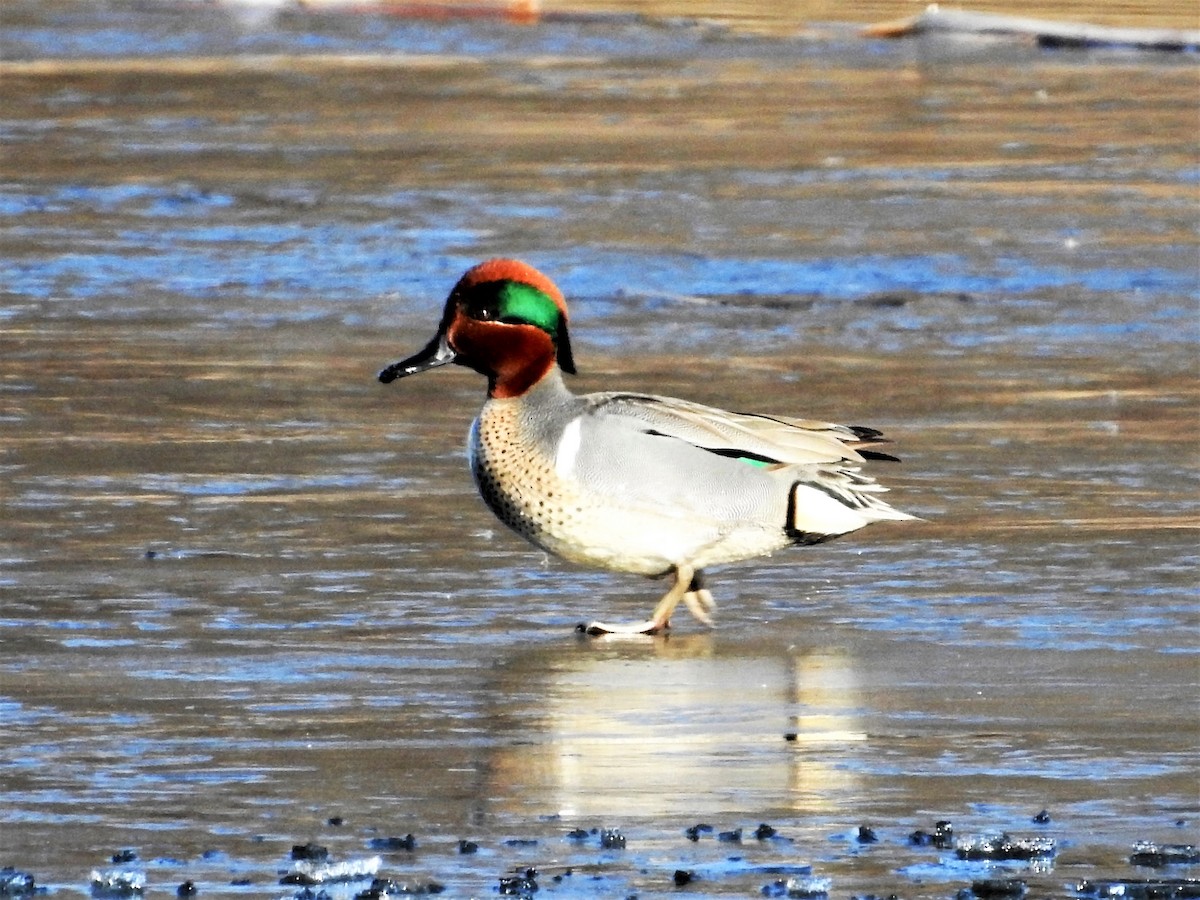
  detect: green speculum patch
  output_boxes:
[706,447,779,468]
[498,283,561,335]
[738,457,772,468]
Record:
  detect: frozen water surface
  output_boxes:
[0,0,1197,896]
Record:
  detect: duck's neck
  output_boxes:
[491,364,572,404]
[487,340,562,399]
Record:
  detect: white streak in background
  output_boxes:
[285,855,381,884]
[206,0,542,31]
[211,0,291,30]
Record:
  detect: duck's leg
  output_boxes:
[580,564,695,636]
[681,570,716,627]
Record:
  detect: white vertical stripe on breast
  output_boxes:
[554,416,583,479]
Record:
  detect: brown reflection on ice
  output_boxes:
[486,637,863,819]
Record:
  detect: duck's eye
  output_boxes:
[473,303,498,321]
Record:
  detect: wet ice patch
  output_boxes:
[761,874,832,898]
[279,854,381,886]
[955,833,1057,862]
[90,869,145,897]
[0,868,38,895]
[1076,877,1200,898]
[553,249,1199,303]
[1129,841,1200,867]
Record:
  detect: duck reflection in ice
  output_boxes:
[484,636,864,820]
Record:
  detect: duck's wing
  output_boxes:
[582,391,899,467]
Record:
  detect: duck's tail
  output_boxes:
[785,464,918,545]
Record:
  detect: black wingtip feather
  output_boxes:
[859,449,902,462]
[849,425,889,442]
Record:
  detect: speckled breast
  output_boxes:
[466,399,595,565]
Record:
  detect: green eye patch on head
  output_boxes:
[497,282,562,335]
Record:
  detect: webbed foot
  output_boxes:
[576,619,667,636]
[576,564,705,637]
